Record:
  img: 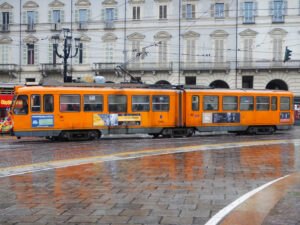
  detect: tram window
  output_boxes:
[239,96,254,111]
[271,96,277,111]
[31,95,41,112]
[152,95,169,111]
[108,95,127,112]
[132,95,150,112]
[280,97,290,111]
[84,95,103,112]
[60,95,81,112]
[256,96,270,111]
[192,95,199,111]
[44,95,54,113]
[13,95,28,115]
[222,96,237,111]
[203,96,219,111]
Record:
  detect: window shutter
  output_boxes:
[211,4,215,17]
[9,12,13,24]
[83,43,87,64]
[35,11,39,24]
[23,11,27,24]
[278,39,282,60]
[164,5,167,19]
[269,1,273,15]
[114,8,118,20]
[182,4,187,18]
[137,6,140,19]
[48,10,52,23]
[61,10,65,23]
[299,0,300,15]
[243,39,248,62]
[192,4,195,19]
[283,0,288,15]
[74,45,79,64]
[225,3,229,17]
[75,10,79,22]
[34,44,39,65]
[239,2,244,17]
[22,45,27,65]
[249,39,253,61]
[220,40,224,62]
[0,13,2,24]
[254,2,258,16]
[214,40,219,62]
[273,39,277,60]
[87,9,91,21]
[49,44,53,63]
[101,9,105,21]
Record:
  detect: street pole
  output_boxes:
[52,28,80,83]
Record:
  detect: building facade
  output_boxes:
[1,0,300,97]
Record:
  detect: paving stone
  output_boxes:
[120,209,150,216]
[128,216,162,224]
[161,216,193,224]
[66,215,100,223]
[98,215,130,223]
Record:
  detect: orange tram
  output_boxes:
[10,82,294,141]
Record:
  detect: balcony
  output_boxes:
[93,62,173,74]
[78,22,88,30]
[127,62,173,73]
[104,21,114,30]
[237,60,300,73]
[93,63,120,73]
[40,63,63,77]
[0,64,19,77]
[181,62,231,74]
[0,24,10,32]
[51,23,62,31]
[26,23,36,32]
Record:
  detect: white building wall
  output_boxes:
[0,0,300,96]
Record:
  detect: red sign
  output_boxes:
[0,95,13,108]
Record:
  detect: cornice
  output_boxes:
[49,0,65,8]
[23,1,39,9]
[102,32,118,41]
[0,2,13,10]
[127,32,145,40]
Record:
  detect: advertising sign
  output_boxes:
[213,113,240,123]
[280,112,290,123]
[31,115,54,128]
[0,95,13,108]
[93,113,141,126]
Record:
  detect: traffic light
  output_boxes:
[284,47,292,62]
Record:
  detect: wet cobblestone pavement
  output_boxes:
[0,128,300,224]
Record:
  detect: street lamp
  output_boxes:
[52,28,81,83]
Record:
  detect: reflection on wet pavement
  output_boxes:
[0,138,298,224]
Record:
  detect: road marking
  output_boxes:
[205,172,300,225]
[204,175,288,225]
[0,138,299,178]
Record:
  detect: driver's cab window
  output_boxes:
[31,95,41,112]
[13,95,28,115]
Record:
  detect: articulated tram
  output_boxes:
[10,83,294,141]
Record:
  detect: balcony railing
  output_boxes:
[0,64,19,77]
[26,23,35,32]
[51,23,61,31]
[104,21,114,29]
[0,24,10,32]
[237,60,300,72]
[93,63,119,72]
[93,62,173,73]
[181,62,230,73]
[40,63,63,76]
[127,62,173,71]
[78,22,88,30]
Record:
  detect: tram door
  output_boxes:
[185,94,201,126]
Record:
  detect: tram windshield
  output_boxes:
[12,95,28,115]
